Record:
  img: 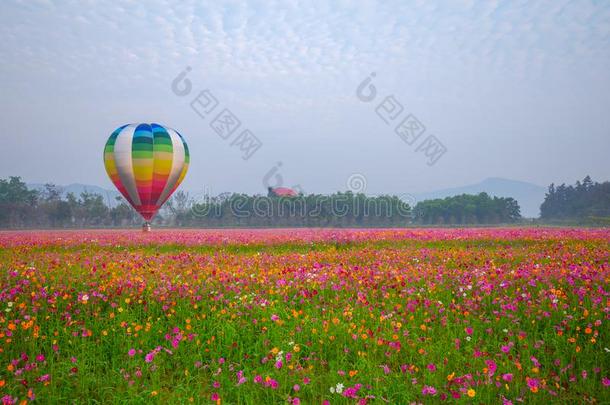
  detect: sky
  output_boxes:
[1,0,609,197]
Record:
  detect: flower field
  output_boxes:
[0,228,608,404]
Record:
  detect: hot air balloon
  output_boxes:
[103,123,189,230]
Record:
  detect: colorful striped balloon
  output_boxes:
[103,123,190,221]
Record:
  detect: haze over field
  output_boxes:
[1,0,609,197]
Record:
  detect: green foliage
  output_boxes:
[0,177,138,228]
[540,176,610,220]
[412,192,521,225]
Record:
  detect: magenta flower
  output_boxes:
[422,385,437,396]
[526,377,540,392]
[485,359,497,377]
[602,376,610,387]
[502,373,513,382]
[128,349,136,357]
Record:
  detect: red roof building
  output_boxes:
[268,187,298,197]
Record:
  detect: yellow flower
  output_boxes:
[151,391,158,396]
[467,389,476,397]
[447,372,455,381]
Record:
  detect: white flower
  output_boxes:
[330,387,335,394]
[503,329,508,333]
[81,294,89,302]
[335,383,344,394]
[7,302,13,308]
[466,336,471,341]
[604,347,610,353]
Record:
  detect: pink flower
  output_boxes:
[35,354,45,362]
[502,373,513,382]
[218,357,225,364]
[293,384,300,391]
[213,381,220,388]
[37,374,50,382]
[501,345,511,354]
[602,376,610,387]
[254,375,263,384]
[526,377,539,392]
[211,393,219,401]
[485,359,497,377]
[271,314,280,322]
[530,356,541,367]
[422,385,437,396]
[292,398,300,405]
[275,360,283,369]
[303,377,311,385]
[427,363,436,372]
[343,384,362,399]
[128,349,136,357]
[465,327,473,335]
[144,353,154,363]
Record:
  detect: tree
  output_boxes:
[540,176,610,220]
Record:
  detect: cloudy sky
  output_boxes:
[1,0,609,196]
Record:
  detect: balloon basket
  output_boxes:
[142,222,151,232]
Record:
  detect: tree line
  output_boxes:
[0,176,532,228]
[412,193,521,225]
[540,176,610,221]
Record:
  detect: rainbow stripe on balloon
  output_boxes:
[103,123,190,221]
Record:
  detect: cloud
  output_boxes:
[0,0,609,191]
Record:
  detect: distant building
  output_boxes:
[267,187,298,197]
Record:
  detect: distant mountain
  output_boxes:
[414,177,546,218]
[28,183,121,207]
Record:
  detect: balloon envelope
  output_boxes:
[103,123,189,220]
